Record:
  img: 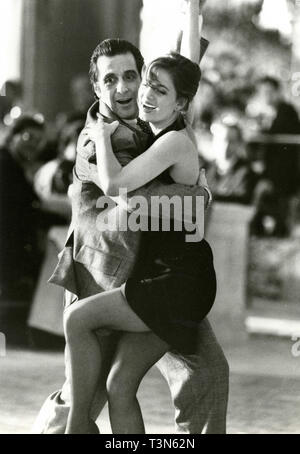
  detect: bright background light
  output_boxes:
[258,0,293,38]
[140,0,182,62]
[0,0,23,92]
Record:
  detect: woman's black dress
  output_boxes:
[124,119,217,355]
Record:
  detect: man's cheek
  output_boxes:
[104,94,115,110]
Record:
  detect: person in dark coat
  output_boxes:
[0,116,46,300]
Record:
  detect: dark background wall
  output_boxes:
[21,0,142,119]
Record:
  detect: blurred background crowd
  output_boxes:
[1,0,300,342]
[0,75,91,303]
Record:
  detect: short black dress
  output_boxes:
[124,119,217,355]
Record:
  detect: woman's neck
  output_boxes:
[149,113,179,136]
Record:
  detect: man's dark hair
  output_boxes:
[257,76,281,91]
[89,38,144,94]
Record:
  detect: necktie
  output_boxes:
[137,117,154,137]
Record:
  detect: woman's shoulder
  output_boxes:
[158,130,195,161]
[164,128,194,146]
[168,128,198,155]
[182,123,198,147]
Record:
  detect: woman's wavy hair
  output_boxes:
[143,52,201,111]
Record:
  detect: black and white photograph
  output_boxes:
[1,0,300,435]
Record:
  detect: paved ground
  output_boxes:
[1,310,300,434]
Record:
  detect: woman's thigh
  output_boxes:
[65,287,150,332]
[107,332,169,394]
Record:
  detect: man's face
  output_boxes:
[10,126,46,163]
[212,124,242,167]
[94,53,141,120]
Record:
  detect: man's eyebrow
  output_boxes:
[103,72,116,80]
[124,70,138,76]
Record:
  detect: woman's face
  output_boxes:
[138,67,181,130]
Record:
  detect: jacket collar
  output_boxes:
[86,100,142,136]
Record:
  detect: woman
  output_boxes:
[64,51,216,434]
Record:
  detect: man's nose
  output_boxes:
[116,79,129,94]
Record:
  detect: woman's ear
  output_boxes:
[175,96,188,112]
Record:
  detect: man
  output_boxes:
[249,76,300,197]
[33,4,229,435]
[248,76,300,236]
[207,119,259,205]
[0,115,46,301]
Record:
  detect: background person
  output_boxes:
[0,115,47,301]
[247,76,300,236]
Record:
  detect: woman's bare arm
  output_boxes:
[181,0,206,125]
[180,0,201,63]
[85,120,194,196]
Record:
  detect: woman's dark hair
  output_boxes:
[143,52,201,110]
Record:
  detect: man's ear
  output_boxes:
[94,82,101,99]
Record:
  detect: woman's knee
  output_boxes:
[106,366,139,408]
[63,305,85,340]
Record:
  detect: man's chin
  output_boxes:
[115,103,138,120]
[119,111,138,120]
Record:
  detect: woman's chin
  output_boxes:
[139,111,149,121]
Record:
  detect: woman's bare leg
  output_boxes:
[107,332,169,434]
[64,287,150,434]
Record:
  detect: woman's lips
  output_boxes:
[141,102,156,113]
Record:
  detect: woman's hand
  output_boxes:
[181,0,206,14]
[84,116,119,143]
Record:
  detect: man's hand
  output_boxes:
[84,117,119,143]
[68,183,75,200]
